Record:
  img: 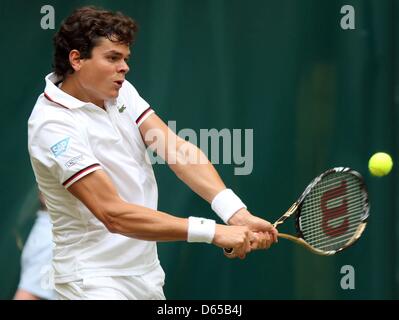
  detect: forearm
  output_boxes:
[105,200,188,241]
[168,140,226,203]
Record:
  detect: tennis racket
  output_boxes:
[225,167,369,256]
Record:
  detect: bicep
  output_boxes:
[138,113,173,146]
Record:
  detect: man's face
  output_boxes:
[78,37,130,102]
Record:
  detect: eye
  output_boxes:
[107,56,118,62]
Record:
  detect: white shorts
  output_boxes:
[55,264,166,300]
[18,210,55,300]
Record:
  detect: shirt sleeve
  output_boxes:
[29,112,102,188]
[121,80,155,127]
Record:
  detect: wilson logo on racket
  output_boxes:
[321,180,349,237]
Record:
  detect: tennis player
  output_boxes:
[28,6,278,299]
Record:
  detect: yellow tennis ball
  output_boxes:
[368,152,393,177]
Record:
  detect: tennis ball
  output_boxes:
[368,152,393,177]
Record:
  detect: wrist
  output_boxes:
[211,189,247,224]
[226,208,250,225]
[187,217,216,244]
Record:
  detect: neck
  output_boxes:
[60,75,105,109]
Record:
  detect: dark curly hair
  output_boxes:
[53,6,138,78]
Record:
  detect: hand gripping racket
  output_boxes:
[225,167,369,256]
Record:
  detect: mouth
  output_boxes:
[114,80,124,88]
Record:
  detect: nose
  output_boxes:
[118,60,130,74]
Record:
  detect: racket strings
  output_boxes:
[316,231,360,251]
[303,181,362,217]
[302,216,363,249]
[301,221,362,247]
[299,173,367,252]
[304,223,363,251]
[300,198,364,227]
[301,180,364,228]
[306,175,362,200]
[301,206,364,234]
[317,230,361,251]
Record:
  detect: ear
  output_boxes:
[69,49,83,72]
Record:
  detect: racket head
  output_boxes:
[294,167,369,255]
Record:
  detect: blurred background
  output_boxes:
[0,0,397,299]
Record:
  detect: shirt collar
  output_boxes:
[44,73,88,109]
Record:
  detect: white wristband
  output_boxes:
[211,189,247,224]
[187,217,216,244]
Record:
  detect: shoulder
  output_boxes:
[118,79,141,100]
[28,94,77,146]
[29,93,75,127]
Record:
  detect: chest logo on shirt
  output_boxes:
[118,104,126,113]
[51,137,70,157]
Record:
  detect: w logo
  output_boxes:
[321,180,349,237]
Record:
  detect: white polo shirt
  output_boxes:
[28,73,160,284]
